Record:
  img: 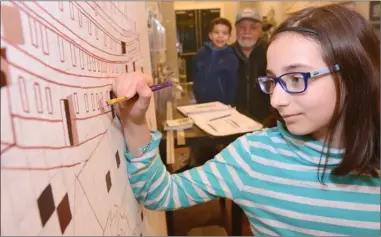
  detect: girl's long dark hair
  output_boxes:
[267,4,380,180]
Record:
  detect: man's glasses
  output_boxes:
[257,65,340,94]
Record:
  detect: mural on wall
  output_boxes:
[0,1,165,236]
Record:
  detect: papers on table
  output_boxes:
[177,101,232,116]
[177,102,263,136]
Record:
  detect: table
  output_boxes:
[155,99,247,236]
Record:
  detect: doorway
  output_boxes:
[175,8,221,82]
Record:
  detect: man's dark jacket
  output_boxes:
[231,39,271,123]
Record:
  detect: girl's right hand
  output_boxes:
[112,71,153,126]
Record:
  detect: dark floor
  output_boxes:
[169,83,252,236]
[170,198,252,236]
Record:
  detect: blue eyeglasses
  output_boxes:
[257,64,340,94]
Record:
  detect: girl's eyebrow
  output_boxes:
[266,63,314,76]
[266,69,275,76]
[284,63,313,72]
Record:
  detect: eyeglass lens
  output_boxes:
[260,73,306,93]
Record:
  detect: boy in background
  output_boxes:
[192,17,238,106]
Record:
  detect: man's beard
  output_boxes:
[238,37,256,48]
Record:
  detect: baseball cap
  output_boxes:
[235,8,262,24]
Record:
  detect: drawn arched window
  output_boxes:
[84,93,89,112]
[73,92,79,114]
[40,25,49,55]
[57,35,65,62]
[100,92,103,106]
[18,76,29,113]
[69,2,75,20]
[77,11,82,28]
[45,87,53,114]
[28,17,38,48]
[125,64,128,73]
[96,93,99,110]
[141,66,144,73]
[34,83,43,113]
[91,93,95,111]
[70,44,76,67]
[58,1,64,11]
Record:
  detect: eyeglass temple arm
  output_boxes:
[309,64,340,78]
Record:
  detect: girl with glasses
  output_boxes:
[113,4,379,236]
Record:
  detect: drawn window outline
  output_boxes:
[92,57,96,72]
[97,60,101,72]
[79,49,85,69]
[40,25,49,55]
[91,93,95,111]
[88,19,92,35]
[73,92,79,114]
[141,66,144,73]
[18,76,30,113]
[70,43,77,67]
[57,35,65,62]
[96,93,99,110]
[69,2,75,20]
[78,11,83,27]
[58,1,64,11]
[95,26,99,40]
[124,5,128,17]
[34,82,43,113]
[87,55,92,72]
[45,87,53,114]
[100,92,103,106]
[125,64,128,73]
[28,17,38,48]
[84,93,89,112]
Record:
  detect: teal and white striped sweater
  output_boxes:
[125,121,380,236]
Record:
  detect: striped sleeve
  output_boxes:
[125,131,249,211]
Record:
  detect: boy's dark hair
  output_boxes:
[210,17,232,34]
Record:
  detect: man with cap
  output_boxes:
[231,8,271,125]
